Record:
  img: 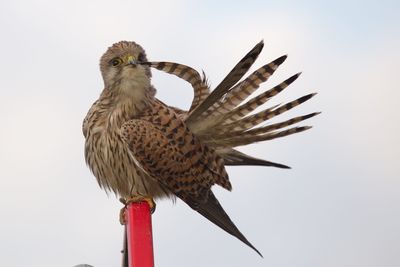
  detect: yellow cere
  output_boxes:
[126,55,136,63]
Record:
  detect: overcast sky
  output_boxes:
[0,1,399,266]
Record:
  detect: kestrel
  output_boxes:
[83,40,318,256]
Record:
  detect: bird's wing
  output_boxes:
[120,102,261,256]
[121,120,226,200]
[145,41,319,168]
[185,40,264,127]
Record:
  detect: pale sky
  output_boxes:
[0,1,399,267]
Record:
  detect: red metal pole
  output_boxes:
[125,201,155,267]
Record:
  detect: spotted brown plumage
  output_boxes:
[83,40,318,257]
[120,100,231,195]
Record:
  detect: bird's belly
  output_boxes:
[85,132,171,199]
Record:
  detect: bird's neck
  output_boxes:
[98,81,154,130]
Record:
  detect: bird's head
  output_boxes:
[100,41,152,89]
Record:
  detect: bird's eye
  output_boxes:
[110,57,123,67]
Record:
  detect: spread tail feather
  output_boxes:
[143,61,210,112]
[187,191,263,257]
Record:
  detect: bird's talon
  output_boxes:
[119,196,156,224]
[119,207,127,225]
[119,197,127,205]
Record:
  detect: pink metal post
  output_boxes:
[125,201,155,267]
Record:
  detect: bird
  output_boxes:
[83,40,319,257]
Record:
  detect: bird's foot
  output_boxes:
[124,196,156,213]
[119,196,156,225]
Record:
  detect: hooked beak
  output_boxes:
[127,55,138,66]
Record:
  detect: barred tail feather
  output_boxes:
[145,61,210,111]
